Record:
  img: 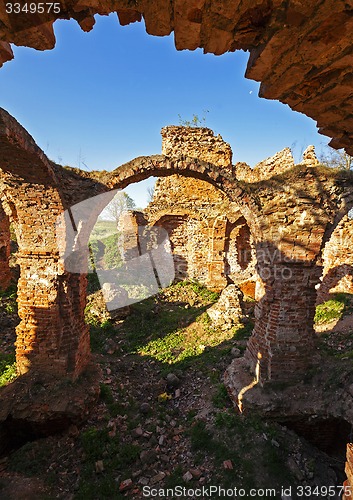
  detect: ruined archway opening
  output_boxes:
[316,213,353,305]
[152,214,189,281]
[224,217,254,282]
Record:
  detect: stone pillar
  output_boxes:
[0,207,11,290]
[241,204,326,383]
[118,211,147,261]
[15,252,90,379]
[245,245,321,382]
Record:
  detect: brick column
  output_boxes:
[118,211,147,261]
[0,207,11,290]
[15,251,90,379]
[244,242,321,382]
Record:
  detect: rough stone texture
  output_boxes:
[1,2,353,155]
[0,362,101,447]
[3,109,353,388]
[0,205,11,290]
[0,108,107,380]
[235,146,320,182]
[106,131,353,386]
[146,126,255,290]
[317,215,353,303]
[4,112,353,482]
[113,126,251,291]
[207,284,243,328]
[302,145,319,167]
[146,175,255,290]
[118,210,148,261]
[105,144,353,386]
[251,147,295,181]
[161,126,232,169]
[2,2,353,481]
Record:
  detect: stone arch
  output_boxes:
[3,106,353,392]
[0,108,93,380]
[106,155,263,236]
[103,156,263,292]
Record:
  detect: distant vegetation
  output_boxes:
[319,145,353,170]
[89,220,123,274]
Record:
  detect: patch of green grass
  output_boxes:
[190,420,216,453]
[102,233,123,270]
[99,382,134,418]
[215,411,241,430]
[87,270,101,294]
[187,280,220,302]
[76,426,141,499]
[0,283,17,299]
[0,284,18,314]
[99,383,114,404]
[0,353,17,386]
[90,220,117,242]
[233,321,254,340]
[315,293,351,324]
[138,330,201,364]
[75,476,123,500]
[212,383,231,409]
[88,320,116,354]
[123,281,239,368]
[81,427,112,461]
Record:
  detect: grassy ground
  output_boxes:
[0,283,351,498]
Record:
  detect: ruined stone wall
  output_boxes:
[235,145,319,182]
[0,205,11,290]
[0,108,99,380]
[239,164,347,383]
[317,215,353,303]
[153,214,190,280]
[145,126,256,291]
[146,175,238,290]
[161,126,232,169]
[118,211,148,261]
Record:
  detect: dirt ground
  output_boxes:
[0,283,351,499]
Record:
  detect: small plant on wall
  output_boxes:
[178,110,209,127]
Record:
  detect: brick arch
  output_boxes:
[0,108,92,380]
[1,2,353,155]
[107,154,262,235]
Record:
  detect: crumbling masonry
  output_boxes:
[1,112,353,486]
[2,0,353,485]
[1,109,353,393]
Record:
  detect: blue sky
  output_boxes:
[0,13,330,207]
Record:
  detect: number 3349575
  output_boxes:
[6,3,61,14]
